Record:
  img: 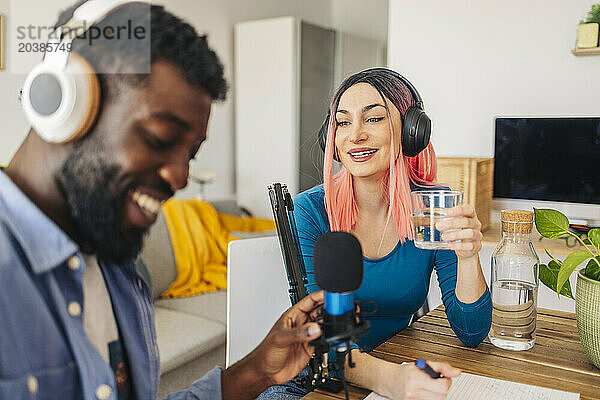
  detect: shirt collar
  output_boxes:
[0,170,78,274]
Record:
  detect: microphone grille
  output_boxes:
[313,231,363,292]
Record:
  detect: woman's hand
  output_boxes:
[343,352,461,400]
[434,204,488,304]
[377,361,461,400]
[436,204,483,260]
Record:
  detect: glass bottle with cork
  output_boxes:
[489,209,540,351]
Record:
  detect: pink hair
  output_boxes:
[323,73,437,243]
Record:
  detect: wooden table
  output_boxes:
[303,306,600,400]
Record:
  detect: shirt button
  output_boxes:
[67,256,81,271]
[67,301,81,317]
[27,375,38,395]
[95,384,112,399]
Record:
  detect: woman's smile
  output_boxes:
[348,147,379,162]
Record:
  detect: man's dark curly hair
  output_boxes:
[55,1,227,101]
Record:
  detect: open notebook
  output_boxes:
[364,371,580,400]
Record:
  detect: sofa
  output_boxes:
[137,205,230,398]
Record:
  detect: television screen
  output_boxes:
[494,117,600,205]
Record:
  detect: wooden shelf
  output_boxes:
[572,47,600,56]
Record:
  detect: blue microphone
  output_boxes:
[313,231,364,347]
[324,291,354,316]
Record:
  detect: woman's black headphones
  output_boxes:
[318,68,431,160]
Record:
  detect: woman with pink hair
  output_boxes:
[258,68,490,400]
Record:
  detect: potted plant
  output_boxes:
[577,3,600,48]
[535,208,600,368]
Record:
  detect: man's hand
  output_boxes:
[221,290,324,400]
[254,290,324,385]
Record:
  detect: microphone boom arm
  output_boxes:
[268,183,308,305]
[268,183,342,393]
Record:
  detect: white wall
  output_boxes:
[388,0,600,158]
[0,0,388,201]
[331,0,388,46]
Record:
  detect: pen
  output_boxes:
[415,358,442,379]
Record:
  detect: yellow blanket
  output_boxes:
[161,199,275,298]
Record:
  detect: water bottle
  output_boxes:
[489,209,539,351]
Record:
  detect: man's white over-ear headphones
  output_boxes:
[21,0,144,143]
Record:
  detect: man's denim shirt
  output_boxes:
[0,170,222,399]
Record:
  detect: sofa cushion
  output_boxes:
[154,290,227,325]
[140,210,177,299]
[154,306,226,374]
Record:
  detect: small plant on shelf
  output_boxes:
[585,3,600,24]
[576,3,600,50]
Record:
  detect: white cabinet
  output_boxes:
[235,17,303,219]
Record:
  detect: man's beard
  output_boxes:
[57,138,147,264]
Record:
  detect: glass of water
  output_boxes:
[411,190,463,250]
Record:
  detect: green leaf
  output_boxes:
[557,250,593,294]
[588,228,600,249]
[585,257,600,281]
[588,4,600,23]
[534,208,569,239]
[539,261,574,299]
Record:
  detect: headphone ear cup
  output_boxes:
[21,53,100,144]
[416,112,431,154]
[401,106,431,157]
[64,53,101,143]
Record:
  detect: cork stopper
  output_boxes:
[501,209,534,234]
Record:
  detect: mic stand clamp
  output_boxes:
[304,302,371,398]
